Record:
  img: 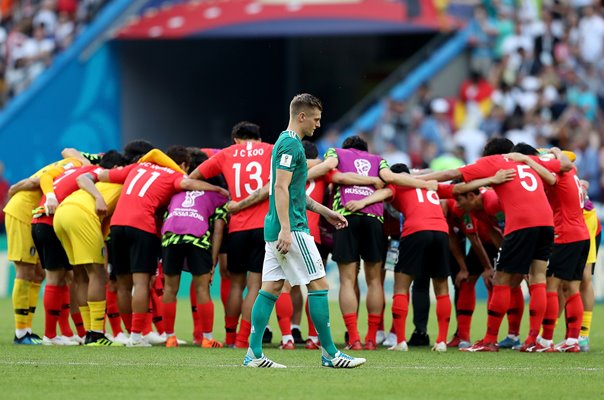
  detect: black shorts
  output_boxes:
[227,228,265,274]
[496,226,554,275]
[163,244,213,276]
[547,240,590,281]
[110,226,160,275]
[332,214,385,263]
[396,231,450,279]
[316,241,330,262]
[464,243,499,276]
[31,223,70,271]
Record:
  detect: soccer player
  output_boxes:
[53,151,128,346]
[4,155,88,344]
[419,138,570,352]
[87,146,228,346]
[243,93,365,368]
[189,122,273,348]
[161,150,228,348]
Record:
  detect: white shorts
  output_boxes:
[262,231,326,286]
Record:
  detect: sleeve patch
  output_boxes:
[280,154,293,168]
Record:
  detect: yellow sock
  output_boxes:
[27,282,42,329]
[581,311,592,337]
[13,279,30,332]
[88,301,106,332]
[79,306,91,332]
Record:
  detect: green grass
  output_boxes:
[0,298,603,400]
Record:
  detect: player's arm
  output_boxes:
[61,148,92,165]
[306,156,338,181]
[549,147,573,172]
[344,188,394,213]
[227,183,269,214]
[505,153,556,185]
[414,168,463,182]
[275,168,294,254]
[138,149,186,174]
[211,217,226,267]
[180,178,230,198]
[379,168,438,190]
[331,172,385,189]
[488,225,504,248]
[449,230,469,287]
[306,196,348,230]
[76,173,108,218]
[452,169,516,195]
[7,177,40,198]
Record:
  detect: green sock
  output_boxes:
[308,290,338,357]
[250,290,277,358]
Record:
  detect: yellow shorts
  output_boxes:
[584,210,600,264]
[5,214,39,264]
[53,206,105,265]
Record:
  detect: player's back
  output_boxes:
[389,184,448,237]
[110,162,185,235]
[547,168,589,243]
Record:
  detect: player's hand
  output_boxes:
[44,193,59,215]
[373,178,385,190]
[218,187,230,198]
[276,229,292,254]
[226,201,240,214]
[345,200,366,212]
[482,268,494,291]
[504,152,527,162]
[95,198,108,219]
[455,269,469,287]
[491,169,516,185]
[325,210,348,230]
[425,180,438,192]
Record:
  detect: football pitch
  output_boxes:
[0,298,602,400]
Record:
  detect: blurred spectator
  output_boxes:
[34,0,58,37]
[420,98,453,156]
[573,132,600,201]
[373,98,409,154]
[577,5,604,64]
[381,139,411,167]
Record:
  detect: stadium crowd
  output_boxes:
[0,0,108,106]
[3,102,600,357]
[370,0,604,203]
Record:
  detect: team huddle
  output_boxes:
[4,94,601,369]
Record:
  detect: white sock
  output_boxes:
[291,324,301,331]
[508,334,519,341]
[282,334,294,343]
[26,328,32,334]
[308,335,319,343]
[15,329,28,339]
[566,338,578,345]
[203,333,213,340]
[167,333,175,337]
[130,332,143,342]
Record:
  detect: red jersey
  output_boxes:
[547,168,589,244]
[445,198,477,236]
[459,155,560,235]
[32,165,103,226]
[388,184,448,237]
[197,141,273,233]
[109,163,185,235]
[306,175,328,244]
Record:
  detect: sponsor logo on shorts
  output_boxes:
[30,246,36,256]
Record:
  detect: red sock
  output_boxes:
[190,284,202,339]
[43,285,62,338]
[526,283,546,342]
[71,312,86,337]
[507,287,524,336]
[365,314,381,343]
[456,281,475,342]
[436,294,452,344]
[225,315,239,345]
[220,277,231,310]
[163,301,177,335]
[122,313,132,333]
[131,313,146,335]
[484,285,510,343]
[391,293,409,343]
[143,310,153,335]
[199,302,214,334]
[342,313,360,344]
[236,319,251,346]
[151,292,165,334]
[105,288,122,335]
[58,286,73,337]
[565,293,584,340]
[305,298,317,337]
[275,293,293,336]
[542,292,558,341]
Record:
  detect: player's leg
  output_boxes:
[363,260,384,349]
[84,262,119,346]
[498,274,524,349]
[580,231,599,351]
[162,245,182,347]
[289,284,304,344]
[69,266,89,340]
[275,281,294,348]
[12,261,38,344]
[428,232,451,352]
[236,271,261,348]
[409,274,431,346]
